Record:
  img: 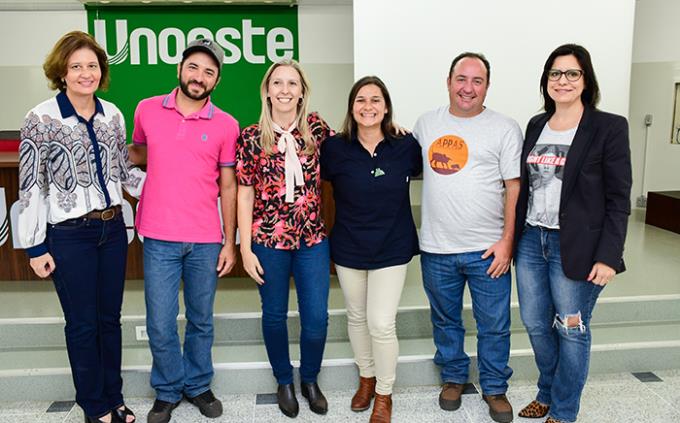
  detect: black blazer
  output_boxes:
[514,107,632,280]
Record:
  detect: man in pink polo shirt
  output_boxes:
[129,39,238,423]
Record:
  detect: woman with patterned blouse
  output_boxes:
[17,32,144,423]
[236,60,333,418]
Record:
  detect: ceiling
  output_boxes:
[0,0,351,10]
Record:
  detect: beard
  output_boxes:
[179,78,214,101]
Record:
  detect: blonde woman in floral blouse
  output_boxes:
[18,31,143,423]
[236,59,333,419]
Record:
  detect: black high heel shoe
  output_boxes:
[113,405,136,422]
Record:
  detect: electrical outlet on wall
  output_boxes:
[135,326,149,341]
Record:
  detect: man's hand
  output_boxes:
[241,248,265,285]
[216,243,236,277]
[394,123,411,136]
[29,253,56,278]
[588,262,616,286]
[127,144,147,165]
[482,238,512,279]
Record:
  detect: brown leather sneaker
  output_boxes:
[351,376,376,411]
[439,383,464,410]
[518,400,549,418]
[483,394,514,423]
[369,393,392,423]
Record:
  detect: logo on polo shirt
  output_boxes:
[201,134,208,142]
[428,135,468,175]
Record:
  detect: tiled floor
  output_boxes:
[2,370,679,422]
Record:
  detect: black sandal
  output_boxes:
[84,412,114,423]
[113,405,136,423]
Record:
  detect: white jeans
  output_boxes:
[336,263,408,395]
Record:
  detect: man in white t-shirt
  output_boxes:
[413,52,522,423]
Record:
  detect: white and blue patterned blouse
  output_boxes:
[18,92,145,258]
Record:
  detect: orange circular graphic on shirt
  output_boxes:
[428,135,468,175]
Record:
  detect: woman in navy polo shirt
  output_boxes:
[321,76,422,423]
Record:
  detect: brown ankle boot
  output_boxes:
[351,376,376,411]
[369,394,392,423]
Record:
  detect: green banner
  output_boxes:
[86,5,299,140]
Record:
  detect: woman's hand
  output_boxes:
[588,262,615,286]
[241,248,265,285]
[29,253,56,278]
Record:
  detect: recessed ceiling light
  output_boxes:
[264,0,274,3]
[141,0,152,3]
[100,0,110,3]
[223,0,233,3]
[182,0,192,3]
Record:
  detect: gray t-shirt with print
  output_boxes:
[413,106,522,254]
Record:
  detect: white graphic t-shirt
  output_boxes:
[525,123,576,229]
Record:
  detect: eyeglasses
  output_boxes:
[547,69,583,82]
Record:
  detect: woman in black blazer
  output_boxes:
[513,44,632,423]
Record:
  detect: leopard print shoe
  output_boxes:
[518,400,550,418]
[545,418,562,423]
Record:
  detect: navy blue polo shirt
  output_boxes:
[321,133,422,270]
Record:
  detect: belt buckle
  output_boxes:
[101,208,115,221]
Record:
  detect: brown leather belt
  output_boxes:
[84,205,122,221]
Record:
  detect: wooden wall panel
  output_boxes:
[0,152,337,281]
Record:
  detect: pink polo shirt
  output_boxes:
[133,88,239,243]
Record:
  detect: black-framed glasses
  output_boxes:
[547,69,583,82]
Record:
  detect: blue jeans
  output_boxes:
[143,237,222,402]
[515,225,603,423]
[47,214,127,418]
[252,240,330,385]
[421,250,513,395]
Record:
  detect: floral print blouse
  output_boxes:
[236,112,333,250]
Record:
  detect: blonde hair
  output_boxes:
[258,60,314,155]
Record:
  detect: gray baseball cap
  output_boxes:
[182,38,224,71]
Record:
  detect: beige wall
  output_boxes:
[0,10,87,130]
[353,0,635,129]
[629,0,680,204]
[298,4,353,130]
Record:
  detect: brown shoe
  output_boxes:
[483,394,514,423]
[545,418,562,423]
[351,376,376,412]
[439,383,464,411]
[369,394,392,423]
[518,400,549,418]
